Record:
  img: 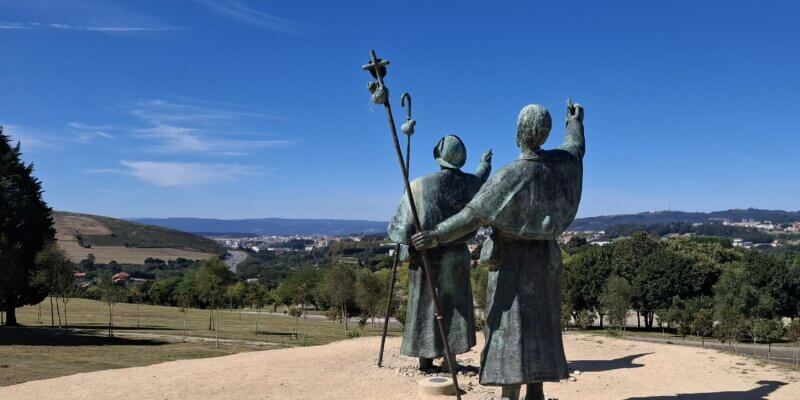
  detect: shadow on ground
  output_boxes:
[64,324,177,331]
[568,353,651,372]
[256,331,296,337]
[0,326,169,346]
[624,380,787,399]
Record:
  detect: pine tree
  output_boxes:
[0,126,55,325]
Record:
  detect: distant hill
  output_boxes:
[569,208,800,231]
[130,217,389,236]
[54,211,223,264]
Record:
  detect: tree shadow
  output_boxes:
[568,353,651,372]
[66,324,178,331]
[0,327,169,346]
[256,331,296,337]
[624,380,787,399]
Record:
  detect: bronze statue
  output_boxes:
[388,135,492,371]
[412,102,585,400]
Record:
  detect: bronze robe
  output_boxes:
[388,165,489,358]
[432,118,584,385]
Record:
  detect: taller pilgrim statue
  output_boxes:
[412,102,585,400]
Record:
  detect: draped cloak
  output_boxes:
[388,166,488,358]
[465,121,584,385]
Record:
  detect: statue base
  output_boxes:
[417,376,456,396]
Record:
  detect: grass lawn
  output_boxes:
[0,298,401,386]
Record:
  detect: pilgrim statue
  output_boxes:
[412,102,585,400]
[388,134,492,371]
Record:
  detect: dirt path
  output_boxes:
[2,332,799,400]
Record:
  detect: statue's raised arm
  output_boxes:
[561,101,585,160]
[475,149,493,183]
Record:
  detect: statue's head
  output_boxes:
[433,134,466,169]
[516,104,552,151]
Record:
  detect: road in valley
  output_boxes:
[223,250,248,273]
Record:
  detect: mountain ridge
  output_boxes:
[127,208,800,236]
[569,208,800,231]
[130,217,388,236]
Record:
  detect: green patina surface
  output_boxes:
[388,136,491,359]
[416,103,585,388]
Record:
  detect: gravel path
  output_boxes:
[2,332,799,399]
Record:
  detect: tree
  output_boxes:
[35,244,74,327]
[288,306,303,339]
[321,265,356,334]
[244,283,266,333]
[611,232,661,328]
[355,269,384,327]
[787,319,800,365]
[714,267,774,355]
[0,127,55,325]
[148,277,181,306]
[692,307,715,346]
[634,248,699,329]
[753,318,785,360]
[177,290,193,342]
[563,245,613,327]
[97,272,125,338]
[601,276,632,334]
[194,258,232,347]
[575,309,596,329]
[739,251,799,320]
[129,283,145,328]
[225,282,247,311]
[275,268,321,338]
[563,236,589,254]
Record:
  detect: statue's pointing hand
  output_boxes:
[411,230,439,250]
[567,102,584,123]
[481,149,493,164]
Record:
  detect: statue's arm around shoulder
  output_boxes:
[561,103,585,160]
[410,205,483,250]
[435,206,483,244]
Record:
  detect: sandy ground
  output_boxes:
[2,332,799,400]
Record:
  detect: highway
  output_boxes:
[223,250,248,273]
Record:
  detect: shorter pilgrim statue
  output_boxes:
[388,134,492,371]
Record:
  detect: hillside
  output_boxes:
[569,208,800,231]
[54,211,223,264]
[131,217,388,236]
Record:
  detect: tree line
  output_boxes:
[562,232,800,361]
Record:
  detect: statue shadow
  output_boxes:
[623,380,787,400]
[0,326,169,347]
[568,352,651,372]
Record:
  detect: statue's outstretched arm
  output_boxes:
[561,103,585,159]
[475,149,493,183]
[411,206,482,250]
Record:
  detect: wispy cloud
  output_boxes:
[197,0,295,32]
[1,124,60,151]
[0,21,177,32]
[68,122,114,143]
[127,98,292,155]
[89,160,262,187]
[129,98,271,124]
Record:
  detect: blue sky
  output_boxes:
[1,0,798,221]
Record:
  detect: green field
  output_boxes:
[0,298,401,386]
